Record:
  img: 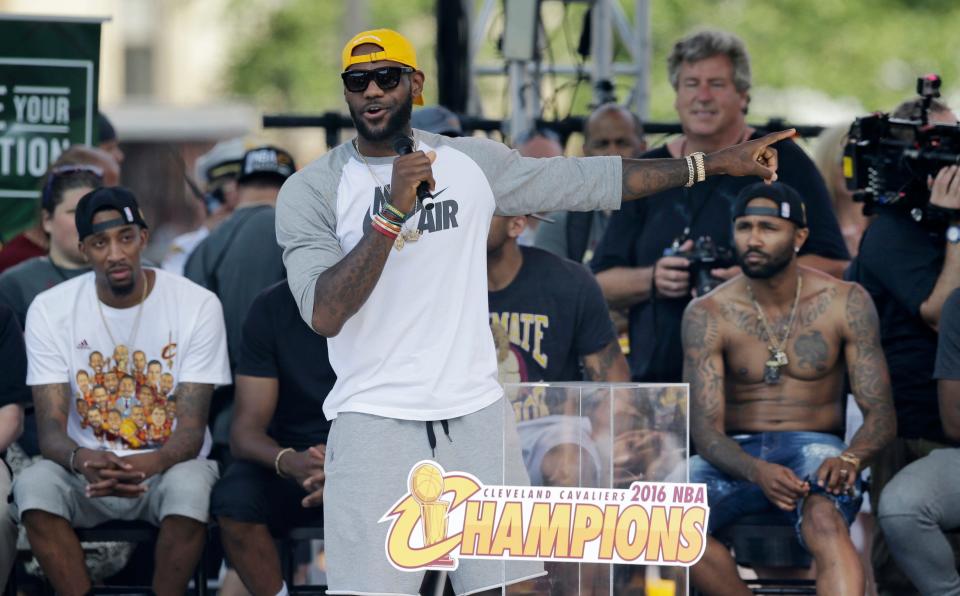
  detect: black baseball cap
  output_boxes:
[237,145,296,184]
[75,186,149,241]
[733,182,807,228]
[412,106,463,137]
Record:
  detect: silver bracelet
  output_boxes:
[68,446,83,474]
[684,154,695,187]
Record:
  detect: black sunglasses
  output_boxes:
[341,66,415,93]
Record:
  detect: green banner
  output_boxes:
[0,15,103,241]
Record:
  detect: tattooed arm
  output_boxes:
[310,150,436,336]
[583,340,631,382]
[33,383,78,469]
[685,299,808,508]
[682,299,757,480]
[156,382,212,468]
[311,231,395,336]
[123,382,213,478]
[842,284,897,464]
[621,129,795,201]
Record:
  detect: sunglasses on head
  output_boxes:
[41,164,105,211]
[341,66,415,93]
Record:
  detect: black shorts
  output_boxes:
[210,459,323,532]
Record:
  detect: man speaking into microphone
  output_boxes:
[275,28,794,595]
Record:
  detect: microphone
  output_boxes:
[392,136,435,211]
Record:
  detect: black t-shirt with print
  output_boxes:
[237,281,334,449]
[591,138,849,382]
[488,246,616,382]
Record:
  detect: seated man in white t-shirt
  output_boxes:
[14,187,231,596]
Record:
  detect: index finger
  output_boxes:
[756,128,796,147]
[105,453,133,469]
[98,469,146,482]
[659,256,690,269]
[302,472,325,491]
[84,459,116,470]
[301,489,324,508]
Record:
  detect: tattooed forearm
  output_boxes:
[311,227,394,336]
[583,340,630,382]
[621,158,692,201]
[844,284,896,464]
[154,382,213,470]
[33,383,78,468]
[682,300,761,481]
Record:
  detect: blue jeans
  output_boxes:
[691,431,862,549]
[878,447,960,596]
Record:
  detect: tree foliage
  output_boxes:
[224,0,960,122]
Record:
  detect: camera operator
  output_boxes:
[590,30,849,382]
[847,97,960,596]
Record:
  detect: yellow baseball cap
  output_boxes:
[342,28,423,105]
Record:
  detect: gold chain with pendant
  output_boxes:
[746,275,803,385]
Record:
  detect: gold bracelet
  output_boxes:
[274,447,295,478]
[691,152,706,183]
[839,452,861,470]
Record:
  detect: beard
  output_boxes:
[349,92,413,143]
[737,245,794,279]
[109,277,136,296]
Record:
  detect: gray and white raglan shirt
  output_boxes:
[276,130,622,421]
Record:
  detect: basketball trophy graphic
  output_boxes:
[410,461,455,568]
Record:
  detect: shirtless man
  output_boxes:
[681,182,896,596]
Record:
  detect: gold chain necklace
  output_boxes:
[746,275,803,385]
[97,270,148,350]
[352,138,422,251]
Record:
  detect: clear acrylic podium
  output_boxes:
[499,382,690,596]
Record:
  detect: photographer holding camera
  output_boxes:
[590,30,849,382]
[846,95,960,596]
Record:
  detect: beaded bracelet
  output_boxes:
[383,203,407,220]
[379,209,405,226]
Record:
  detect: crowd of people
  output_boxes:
[0,24,957,596]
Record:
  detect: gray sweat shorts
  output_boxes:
[11,458,219,526]
[324,397,546,595]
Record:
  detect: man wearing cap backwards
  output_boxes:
[14,187,230,596]
[681,182,896,596]
[275,27,793,594]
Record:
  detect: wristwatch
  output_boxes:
[947,225,960,244]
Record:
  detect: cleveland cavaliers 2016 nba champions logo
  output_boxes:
[381,461,710,572]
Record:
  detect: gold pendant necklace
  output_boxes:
[746,275,803,385]
[353,138,422,251]
[97,270,149,352]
